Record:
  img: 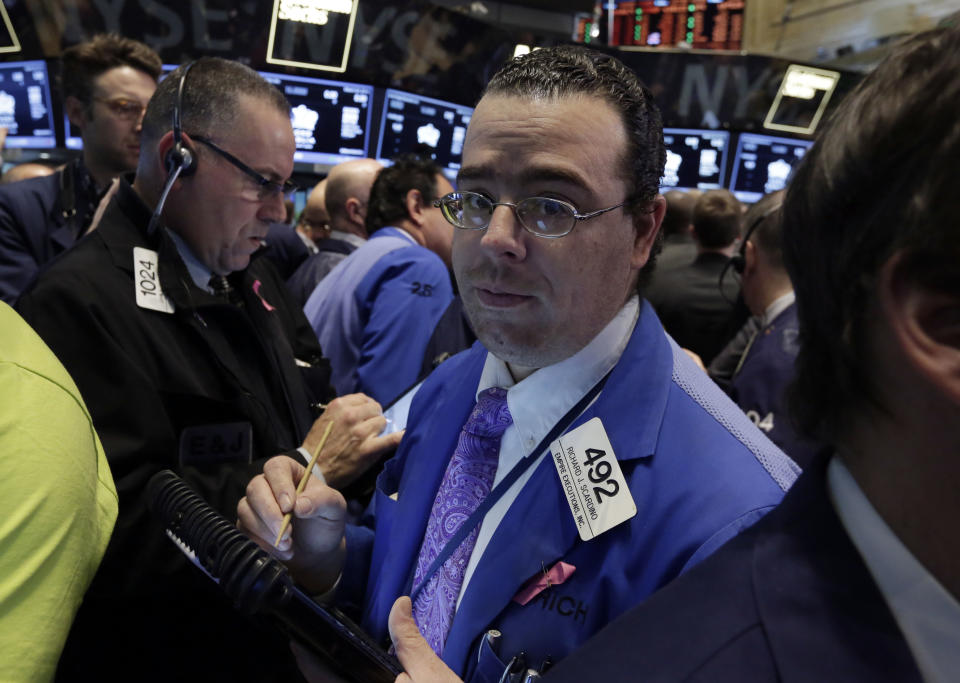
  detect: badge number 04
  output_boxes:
[550,417,636,542]
[133,247,175,314]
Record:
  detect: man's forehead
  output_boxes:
[458,94,628,192]
[92,65,157,95]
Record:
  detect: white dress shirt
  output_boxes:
[329,229,366,249]
[760,291,795,328]
[457,296,640,606]
[828,457,960,682]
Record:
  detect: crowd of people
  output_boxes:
[0,23,957,683]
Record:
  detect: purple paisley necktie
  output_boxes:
[411,386,513,655]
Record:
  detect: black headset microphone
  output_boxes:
[147,60,198,237]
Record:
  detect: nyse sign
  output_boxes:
[10,0,438,75]
[8,1,857,132]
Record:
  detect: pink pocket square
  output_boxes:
[513,561,576,606]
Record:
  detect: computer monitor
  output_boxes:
[660,128,730,192]
[0,60,56,149]
[260,70,373,167]
[64,64,178,150]
[376,89,473,180]
[728,132,813,203]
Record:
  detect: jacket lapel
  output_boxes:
[363,345,487,628]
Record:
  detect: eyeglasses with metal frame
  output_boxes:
[190,134,300,199]
[433,190,626,238]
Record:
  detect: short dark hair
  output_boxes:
[140,57,290,147]
[743,191,784,268]
[365,154,442,235]
[661,190,697,237]
[60,34,162,103]
[783,26,960,443]
[482,45,666,286]
[693,189,741,249]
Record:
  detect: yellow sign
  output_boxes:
[267,0,358,73]
[0,2,21,54]
[764,64,840,136]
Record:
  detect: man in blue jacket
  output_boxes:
[727,191,823,467]
[0,34,161,303]
[390,26,960,683]
[303,154,455,405]
[240,46,797,682]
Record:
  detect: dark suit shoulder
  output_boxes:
[548,524,774,682]
[0,170,61,211]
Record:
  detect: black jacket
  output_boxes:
[18,180,332,680]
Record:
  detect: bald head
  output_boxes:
[298,178,329,243]
[324,158,382,238]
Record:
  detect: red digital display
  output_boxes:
[599,0,744,50]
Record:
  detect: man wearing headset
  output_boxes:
[18,58,400,680]
[722,191,822,468]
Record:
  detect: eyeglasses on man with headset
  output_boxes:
[190,134,300,200]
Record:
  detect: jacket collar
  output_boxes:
[752,456,923,682]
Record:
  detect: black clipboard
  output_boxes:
[146,469,402,683]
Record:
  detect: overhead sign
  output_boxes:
[266,0,358,73]
[0,2,21,54]
[764,64,840,136]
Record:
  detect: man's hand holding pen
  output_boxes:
[238,454,347,595]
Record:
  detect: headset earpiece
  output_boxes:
[165,60,197,178]
[730,252,746,275]
[148,60,198,237]
[164,142,196,177]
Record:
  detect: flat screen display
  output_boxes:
[660,128,729,192]
[376,89,473,179]
[728,132,813,203]
[260,70,373,166]
[67,67,375,169]
[0,60,56,148]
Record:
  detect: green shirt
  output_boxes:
[0,302,118,682]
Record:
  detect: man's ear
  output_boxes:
[743,240,758,278]
[405,188,426,227]
[631,195,666,269]
[65,95,87,131]
[154,130,189,183]
[880,252,960,406]
[344,197,365,227]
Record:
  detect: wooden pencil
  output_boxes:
[274,420,334,548]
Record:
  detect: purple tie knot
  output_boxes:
[463,387,512,439]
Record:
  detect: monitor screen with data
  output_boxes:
[65,67,373,168]
[260,70,373,167]
[0,60,56,148]
[660,128,730,192]
[729,132,813,203]
[376,89,473,179]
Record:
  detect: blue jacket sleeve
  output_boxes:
[354,247,453,405]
